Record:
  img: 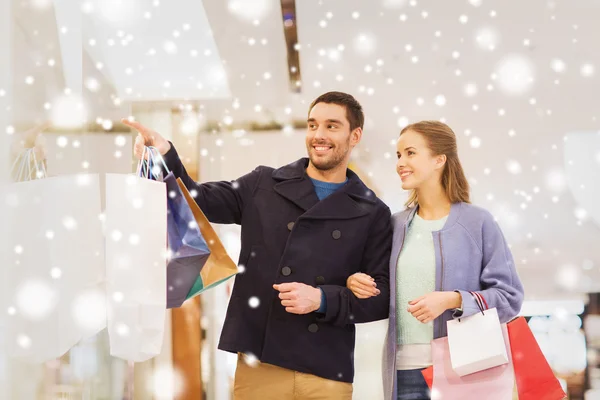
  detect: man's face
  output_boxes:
[306,102,358,171]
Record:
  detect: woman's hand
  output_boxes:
[407,291,462,324]
[346,273,380,299]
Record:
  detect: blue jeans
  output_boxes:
[396,369,431,400]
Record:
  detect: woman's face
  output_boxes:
[396,129,445,190]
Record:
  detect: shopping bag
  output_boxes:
[163,172,210,308]
[446,292,509,376]
[139,147,212,308]
[421,366,433,388]
[176,178,238,298]
[2,173,106,363]
[508,317,566,400]
[431,324,515,399]
[104,174,167,362]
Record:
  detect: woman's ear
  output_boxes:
[436,154,447,170]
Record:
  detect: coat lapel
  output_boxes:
[272,158,376,220]
[273,178,320,212]
[303,179,372,220]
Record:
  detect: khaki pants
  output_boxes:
[233,354,353,400]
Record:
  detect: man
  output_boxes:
[125,92,391,399]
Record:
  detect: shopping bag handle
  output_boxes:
[147,147,170,175]
[470,291,486,314]
[29,146,47,179]
[136,146,170,181]
[458,291,486,322]
[9,150,26,181]
[136,146,153,179]
[473,291,489,310]
[10,148,47,181]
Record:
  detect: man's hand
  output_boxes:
[273,283,322,315]
[11,121,50,159]
[407,291,462,324]
[122,118,171,160]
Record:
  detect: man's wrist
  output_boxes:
[158,141,171,156]
[312,287,323,312]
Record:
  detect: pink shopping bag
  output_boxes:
[431,324,515,399]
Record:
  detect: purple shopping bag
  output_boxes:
[164,172,211,308]
[431,324,515,400]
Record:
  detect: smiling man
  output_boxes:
[125,91,392,400]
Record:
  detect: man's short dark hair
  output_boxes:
[308,91,364,132]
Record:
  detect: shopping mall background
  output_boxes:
[1,0,599,398]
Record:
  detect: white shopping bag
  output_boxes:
[2,174,106,363]
[446,293,509,376]
[104,174,167,362]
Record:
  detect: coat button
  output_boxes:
[281,266,292,276]
[316,276,325,285]
[308,323,319,333]
[287,222,295,231]
[332,230,341,240]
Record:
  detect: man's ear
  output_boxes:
[350,127,363,146]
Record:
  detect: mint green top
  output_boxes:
[396,213,448,345]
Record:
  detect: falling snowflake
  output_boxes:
[116,323,130,336]
[580,63,595,77]
[495,55,535,95]
[434,95,446,106]
[243,353,259,367]
[248,297,260,308]
[397,116,409,129]
[57,136,69,148]
[17,335,32,349]
[464,82,478,97]
[16,279,58,320]
[551,59,567,73]
[129,234,140,245]
[556,265,580,290]
[354,33,377,56]
[545,169,567,193]
[506,160,522,175]
[382,0,408,9]
[102,120,113,131]
[50,267,62,279]
[113,292,124,303]
[111,230,123,242]
[470,137,482,148]
[72,289,107,331]
[62,216,78,230]
[574,208,588,221]
[475,27,500,51]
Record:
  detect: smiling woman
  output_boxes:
[397,121,471,208]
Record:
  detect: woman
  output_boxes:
[346,121,524,400]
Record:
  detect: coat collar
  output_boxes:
[401,201,463,231]
[272,158,377,220]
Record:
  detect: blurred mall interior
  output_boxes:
[1,0,600,399]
